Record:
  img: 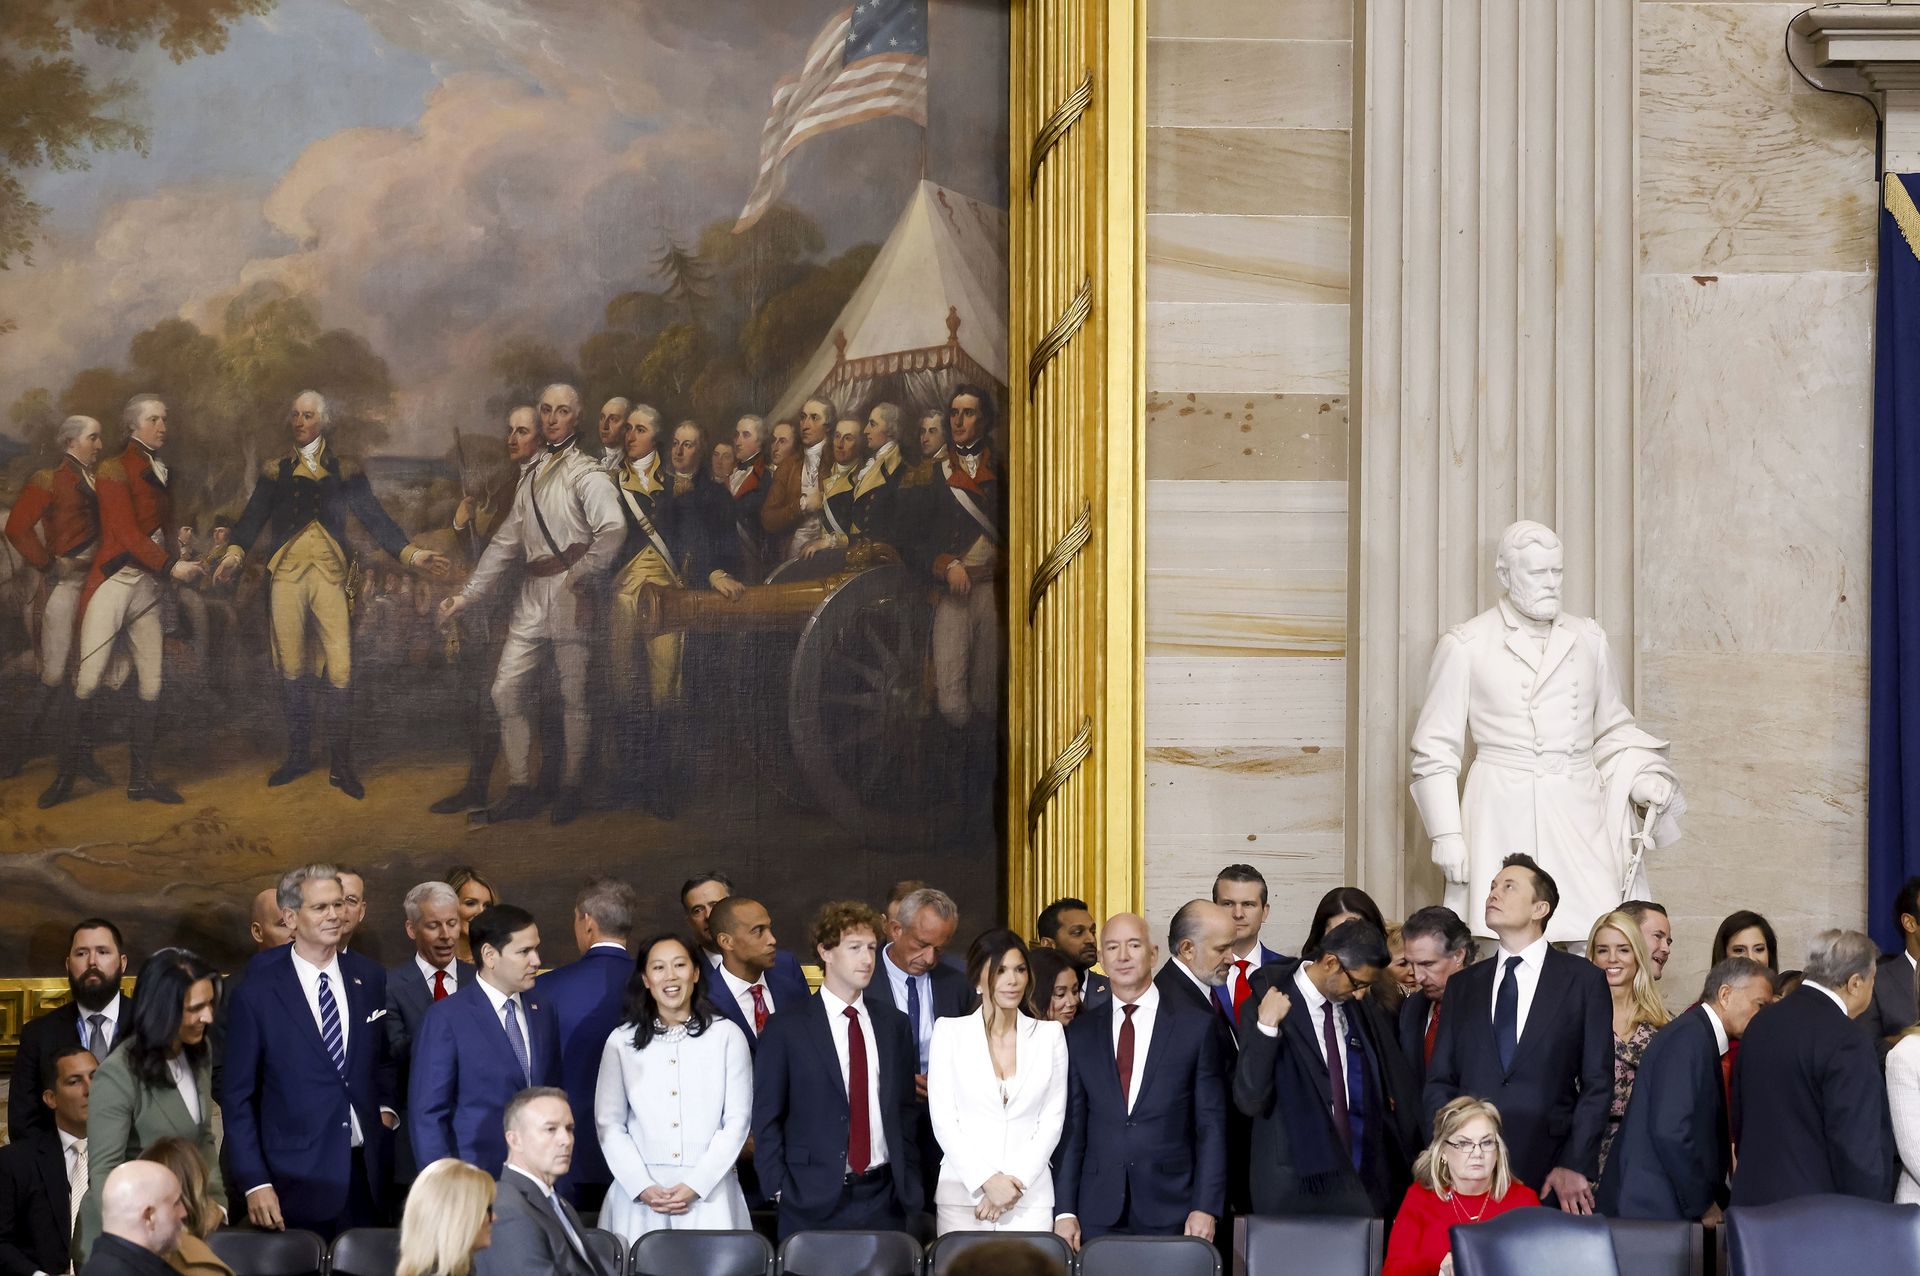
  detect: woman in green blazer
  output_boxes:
[77,948,225,1262]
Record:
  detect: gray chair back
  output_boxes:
[206,1227,327,1276]
[327,1226,400,1276]
[1233,1214,1380,1276]
[584,1227,627,1276]
[629,1227,775,1276]
[1606,1218,1702,1276]
[1726,1195,1920,1275]
[778,1229,922,1276]
[1450,1208,1621,1276]
[1078,1234,1222,1276]
[927,1231,1072,1275]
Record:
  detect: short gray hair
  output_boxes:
[121,394,165,434]
[1803,929,1878,991]
[403,881,459,924]
[1495,520,1560,574]
[868,402,903,439]
[627,403,664,433]
[277,863,340,912]
[293,390,331,431]
[57,415,100,449]
[895,887,957,931]
[600,396,631,417]
[539,383,582,412]
[1699,955,1772,1007]
[503,1086,570,1135]
[736,414,768,447]
[803,395,839,422]
[575,876,637,938]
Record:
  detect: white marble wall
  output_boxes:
[1636,1,1878,997]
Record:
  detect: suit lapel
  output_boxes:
[1507,951,1568,1075]
[803,997,850,1117]
[36,1135,70,1239]
[271,954,332,1066]
[464,983,525,1076]
[1129,1001,1175,1112]
[1282,991,1336,1110]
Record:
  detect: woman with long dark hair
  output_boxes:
[78,948,223,1261]
[1712,910,1780,972]
[1302,886,1389,956]
[927,928,1068,1235]
[594,933,752,1242]
[1025,946,1080,1025]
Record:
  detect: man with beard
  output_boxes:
[1037,897,1107,1004]
[430,406,542,815]
[761,397,835,561]
[4,414,107,785]
[8,918,131,1137]
[439,384,626,826]
[214,392,450,800]
[45,396,205,807]
[594,397,630,472]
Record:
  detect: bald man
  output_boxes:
[1054,913,1227,1249]
[250,888,292,951]
[82,1162,183,1275]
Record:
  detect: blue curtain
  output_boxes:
[1870,173,1920,952]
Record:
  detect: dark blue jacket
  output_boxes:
[708,949,812,1054]
[220,945,397,1231]
[1053,990,1229,1233]
[751,992,921,1230]
[1596,1006,1730,1219]
[535,946,636,1189]
[1423,945,1612,1189]
[408,978,563,1176]
[227,447,412,565]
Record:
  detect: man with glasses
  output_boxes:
[1232,919,1420,1219]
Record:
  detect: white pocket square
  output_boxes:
[365,1009,387,1024]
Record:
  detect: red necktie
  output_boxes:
[749,985,769,1035]
[844,1007,871,1173]
[1232,960,1252,1023]
[432,969,449,1002]
[1424,999,1441,1065]
[1117,1003,1139,1109]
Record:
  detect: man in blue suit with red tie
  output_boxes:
[222,864,398,1236]
[534,878,637,1211]
[410,904,563,1177]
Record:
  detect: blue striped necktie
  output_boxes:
[503,997,531,1083]
[317,972,346,1076]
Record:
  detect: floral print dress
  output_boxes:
[1599,1021,1658,1178]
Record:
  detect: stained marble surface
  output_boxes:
[1148,38,1353,129]
[1149,214,1349,305]
[1147,127,1351,217]
[1638,2,1877,274]
[1638,270,1872,654]
[1146,392,1347,482]
[1148,301,1349,394]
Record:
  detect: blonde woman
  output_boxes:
[1385,1097,1539,1276]
[445,866,497,963]
[397,1159,496,1276]
[138,1137,233,1276]
[1588,909,1672,1178]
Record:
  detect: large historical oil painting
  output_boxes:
[0,0,1010,970]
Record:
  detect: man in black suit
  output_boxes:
[385,881,477,1188]
[1053,912,1227,1249]
[8,918,129,1139]
[1396,906,1475,1088]
[1234,920,1420,1219]
[708,896,812,1052]
[1863,875,1920,1056]
[1037,897,1107,1004]
[1424,853,1611,1213]
[475,1089,609,1276]
[753,901,921,1239]
[1731,929,1897,1206]
[0,1045,95,1276]
[864,887,967,1210]
[1597,956,1773,1220]
[77,1163,182,1276]
[1153,900,1238,1058]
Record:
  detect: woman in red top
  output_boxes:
[1386,1096,1541,1276]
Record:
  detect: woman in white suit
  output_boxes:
[595,933,754,1241]
[1888,1022,1920,1203]
[927,928,1069,1234]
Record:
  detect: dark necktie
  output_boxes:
[844,1007,871,1173]
[1231,960,1252,1024]
[1323,1002,1350,1153]
[1494,955,1523,1070]
[432,970,449,1002]
[749,985,769,1035]
[905,975,924,1071]
[1117,1003,1139,1109]
[317,973,346,1077]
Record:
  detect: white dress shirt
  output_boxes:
[1701,1003,1730,1057]
[414,953,459,995]
[75,996,120,1053]
[479,978,535,1078]
[1489,934,1551,1041]
[1250,966,1352,1119]
[820,986,888,1168]
[166,1050,200,1123]
[506,1163,591,1259]
[1810,980,1852,1019]
[716,962,775,1033]
[880,946,934,1071]
[1108,983,1160,1117]
[291,948,363,1145]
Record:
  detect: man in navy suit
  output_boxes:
[8,918,130,1139]
[1395,905,1475,1088]
[708,895,812,1050]
[410,904,563,1177]
[384,881,477,1188]
[752,901,920,1239]
[534,877,637,1211]
[1730,929,1896,1207]
[1053,912,1227,1249]
[1597,956,1773,1219]
[863,887,968,1211]
[1211,865,1289,1029]
[223,863,398,1235]
[1424,853,1611,1213]
[0,1044,94,1276]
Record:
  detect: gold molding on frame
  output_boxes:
[1006,0,1146,934]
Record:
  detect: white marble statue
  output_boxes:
[1409,521,1685,943]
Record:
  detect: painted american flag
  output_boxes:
[733,0,930,233]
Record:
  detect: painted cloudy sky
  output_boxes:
[0,0,1008,455]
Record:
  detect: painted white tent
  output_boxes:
[771,180,1008,424]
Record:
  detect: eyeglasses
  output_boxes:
[1443,1136,1499,1156]
[1336,964,1375,994]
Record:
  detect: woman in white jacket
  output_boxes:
[595,933,754,1241]
[1888,1023,1920,1204]
[926,927,1069,1234]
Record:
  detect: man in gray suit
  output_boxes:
[385,882,478,1186]
[477,1089,608,1276]
[1865,876,1920,1058]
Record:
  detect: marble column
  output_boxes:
[1352,0,1636,914]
